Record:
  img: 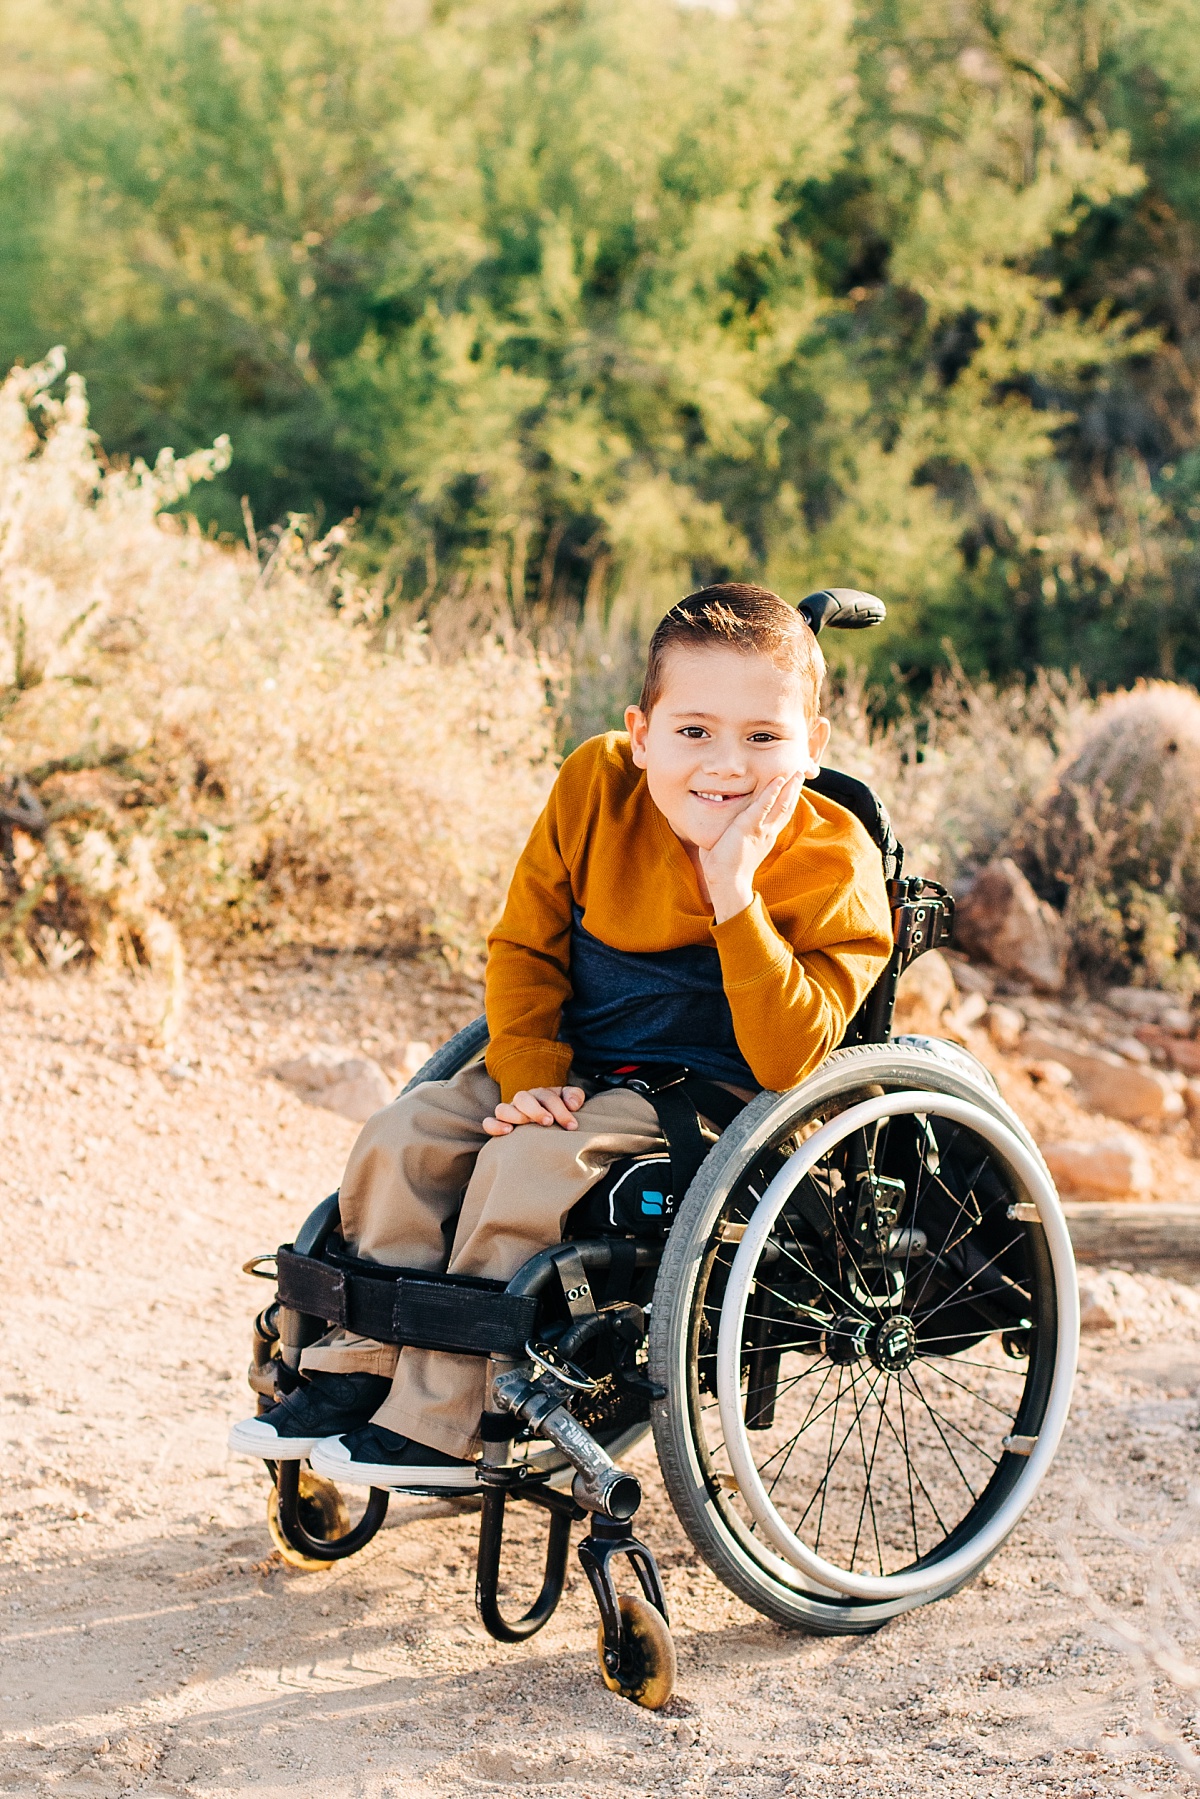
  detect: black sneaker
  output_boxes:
[227,1371,393,1461]
[310,1423,477,1490]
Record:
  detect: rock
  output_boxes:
[953,859,1068,993]
[944,953,996,998]
[1187,1079,1200,1120]
[399,1039,434,1081]
[893,949,957,1034]
[986,1003,1024,1052]
[1026,1059,1074,1089]
[1167,1038,1200,1077]
[1106,987,1193,1031]
[945,991,988,1035]
[1108,1034,1151,1065]
[1022,1030,1186,1125]
[1076,1268,1148,1334]
[272,1045,394,1123]
[1132,1025,1200,1073]
[1042,1135,1152,1199]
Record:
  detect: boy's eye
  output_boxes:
[678,727,709,739]
[748,732,779,743]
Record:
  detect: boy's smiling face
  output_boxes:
[625,644,830,853]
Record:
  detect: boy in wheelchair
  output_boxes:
[229,583,894,1490]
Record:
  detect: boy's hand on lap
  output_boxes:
[482,1085,586,1135]
[699,771,804,924]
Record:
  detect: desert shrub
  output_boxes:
[822,663,1091,888]
[0,353,559,975]
[1010,682,1200,994]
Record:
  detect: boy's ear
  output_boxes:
[806,715,832,773]
[625,704,650,767]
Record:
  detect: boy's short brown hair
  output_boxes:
[639,583,825,721]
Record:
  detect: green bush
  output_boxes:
[1,0,1195,688]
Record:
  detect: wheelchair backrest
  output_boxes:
[806,766,953,1047]
[805,767,902,884]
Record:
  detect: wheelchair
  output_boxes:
[235,588,1080,1709]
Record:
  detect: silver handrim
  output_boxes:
[715,1090,1079,1600]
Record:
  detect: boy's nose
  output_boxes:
[701,748,747,777]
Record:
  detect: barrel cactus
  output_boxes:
[1011,681,1200,995]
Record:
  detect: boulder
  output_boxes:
[944,953,995,998]
[1131,1025,1200,1073]
[1167,1038,1200,1077]
[945,991,988,1035]
[1042,1134,1152,1199]
[272,1045,394,1123]
[1022,1030,1186,1125]
[893,949,957,1035]
[953,859,1068,993]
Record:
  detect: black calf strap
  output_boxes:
[275,1246,538,1357]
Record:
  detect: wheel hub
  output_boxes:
[824,1315,870,1364]
[868,1314,918,1373]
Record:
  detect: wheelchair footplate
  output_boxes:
[242,1230,677,1707]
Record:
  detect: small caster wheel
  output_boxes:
[267,1470,349,1570]
[597,1593,677,1709]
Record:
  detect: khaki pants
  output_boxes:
[299,1062,663,1457]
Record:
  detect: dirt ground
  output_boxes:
[6,954,1200,1799]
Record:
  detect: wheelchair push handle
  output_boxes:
[797,587,887,633]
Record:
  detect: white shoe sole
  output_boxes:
[310,1435,479,1491]
[227,1416,318,1460]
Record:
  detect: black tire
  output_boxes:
[648,1039,1077,1634]
[402,1014,490,1093]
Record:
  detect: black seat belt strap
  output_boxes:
[645,1085,708,1210]
[680,1077,746,1133]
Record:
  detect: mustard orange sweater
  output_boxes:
[484,733,894,1100]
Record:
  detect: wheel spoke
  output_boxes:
[916,1234,1028,1326]
[897,1377,920,1560]
[760,1240,870,1321]
[924,1360,1019,1419]
[901,1369,997,1488]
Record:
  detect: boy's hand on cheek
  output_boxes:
[699,771,804,924]
[482,1085,586,1135]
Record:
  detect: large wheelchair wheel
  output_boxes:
[648,1039,1078,1634]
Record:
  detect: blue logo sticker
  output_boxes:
[641,1191,665,1216]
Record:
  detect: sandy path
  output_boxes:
[4,957,1200,1798]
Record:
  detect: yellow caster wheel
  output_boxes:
[266,1470,350,1570]
[597,1593,677,1709]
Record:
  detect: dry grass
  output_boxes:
[5,350,1200,1000]
[824,662,1092,885]
[0,352,560,980]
